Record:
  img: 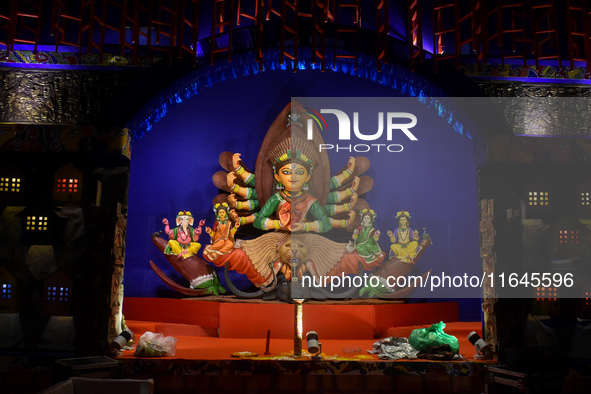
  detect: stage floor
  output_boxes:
[118,325,483,362]
[116,334,492,394]
[119,298,492,393]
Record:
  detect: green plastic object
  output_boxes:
[409,321,460,354]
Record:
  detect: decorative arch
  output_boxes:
[128,48,481,142]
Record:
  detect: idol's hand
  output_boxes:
[232,153,242,169]
[347,156,355,172]
[291,222,303,232]
[227,172,237,188]
[228,193,237,208]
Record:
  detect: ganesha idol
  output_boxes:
[150,102,431,301]
[151,211,225,296]
[162,211,204,259]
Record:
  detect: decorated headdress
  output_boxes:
[176,210,194,226]
[396,210,411,223]
[360,208,377,223]
[268,135,319,173]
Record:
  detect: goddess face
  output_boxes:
[362,214,372,226]
[275,162,310,192]
[218,209,228,220]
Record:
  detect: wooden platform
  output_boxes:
[118,298,492,393]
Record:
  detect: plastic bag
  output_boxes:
[367,337,419,360]
[409,321,459,354]
[133,331,177,357]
